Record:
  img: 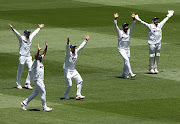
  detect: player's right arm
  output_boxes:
[135,15,150,28]
[42,41,48,56]
[114,13,121,38]
[66,37,70,56]
[8,24,22,41]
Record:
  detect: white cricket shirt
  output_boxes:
[13,28,40,56]
[32,55,45,81]
[138,17,169,44]
[63,40,87,70]
[114,20,135,50]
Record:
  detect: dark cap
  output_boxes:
[122,23,129,27]
[70,45,77,48]
[152,17,159,20]
[24,30,31,35]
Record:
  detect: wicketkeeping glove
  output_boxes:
[167,10,174,18]
[135,15,142,21]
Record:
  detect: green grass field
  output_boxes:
[0,0,180,123]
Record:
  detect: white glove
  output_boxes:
[135,14,142,21]
[167,10,174,18]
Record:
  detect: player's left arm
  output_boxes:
[160,10,174,27]
[129,12,136,34]
[42,41,48,56]
[77,34,91,54]
[30,24,44,39]
[35,44,42,60]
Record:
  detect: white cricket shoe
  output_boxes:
[17,85,22,89]
[64,92,69,99]
[149,69,155,74]
[154,69,159,74]
[76,95,85,100]
[43,107,52,112]
[20,102,27,110]
[25,84,33,90]
[130,73,136,78]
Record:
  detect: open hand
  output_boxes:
[114,13,119,19]
[38,44,42,51]
[131,12,135,19]
[8,24,14,29]
[38,24,45,29]
[85,34,91,41]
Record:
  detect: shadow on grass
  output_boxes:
[29,109,41,111]
[115,76,136,80]
[2,87,17,89]
[144,70,166,74]
[60,97,75,100]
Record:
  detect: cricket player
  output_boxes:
[64,34,91,100]
[21,41,52,112]
[9,24,44,89]
[114,12,136,78]
[135,10,174,74]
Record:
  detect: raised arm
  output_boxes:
[129,12,136,34]
[35,44,42,60]
[77,34,91,54]
[9,24,22,41]
[160,10,174,27]
[114,13,121,38]
[66,37,70,56]
[42,41,48,56]
[30,24,44,39]
[135,15,150,28]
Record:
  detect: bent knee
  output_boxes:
[156,53,160,56]
[149,54,155,57]
[77,81,83,85]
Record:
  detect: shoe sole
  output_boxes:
[148,72,155,74]
[131,75,136,78]
[25,86,33,90]
[76,97,86,100]
[17,86,22,89]
[20,102,27,111]
[43,109,52,112]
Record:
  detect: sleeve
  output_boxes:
[135,15,150,28]
[76,40,87,54]
[66,44,70,56]
[31,60,37,72]
[139,20,150,29]
[129,21,136,34]
[114,19,121,38]
[30,28,40,39]
[159,16,169,28]
[13,29,22,41]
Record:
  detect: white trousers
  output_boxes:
[149,43,161,55]
[64,69,83,96]
[119,49,133,76]
[149,43,161,70]
[23,80,47,109]
[16,55,32,86]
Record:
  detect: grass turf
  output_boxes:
[0,0,180,123]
